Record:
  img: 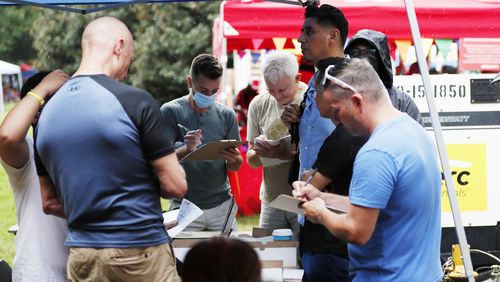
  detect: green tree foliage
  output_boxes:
[29,2,219,104]
[131,2,219,104]
[0,7,38,64]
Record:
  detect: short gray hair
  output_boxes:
[261,51,299,84]
[329,58,388,103]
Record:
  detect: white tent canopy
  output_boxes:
[0,59,22,113]
[0,60,21,75]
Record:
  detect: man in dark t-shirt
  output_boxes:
[35,17,187,281]
[300,124,367,281]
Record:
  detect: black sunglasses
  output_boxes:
[348,48,377,58]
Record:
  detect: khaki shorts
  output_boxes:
[68,243,180,282]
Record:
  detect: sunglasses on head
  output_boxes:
[321,65,358,93]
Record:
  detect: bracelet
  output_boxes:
[27,91,45,106]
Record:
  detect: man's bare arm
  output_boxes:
[0,70,68,168]
[293,182,379,244]
[39,176,66,219]
[151,152,187,199]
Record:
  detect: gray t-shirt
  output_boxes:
[160,95,240,209]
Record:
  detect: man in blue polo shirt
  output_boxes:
[35,16,187,281]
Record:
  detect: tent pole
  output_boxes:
[402,0,475,280]
[219,1,229,103]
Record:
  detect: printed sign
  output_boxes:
[441,144,487,212]
[393,74,500,127]
[459,38,500,72]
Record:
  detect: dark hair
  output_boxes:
[182,238,261,282]
[441,65,457,74]
[305,4,349,44]
[314,57,350,89]
[20,71,52,99]
[190,54,223,81]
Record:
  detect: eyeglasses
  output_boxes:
[321,65,358,93]
[348,48,377,58]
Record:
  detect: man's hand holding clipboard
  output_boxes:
[180,140,244,162]
[269,176,349,224]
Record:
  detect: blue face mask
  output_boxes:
[193,91,216,108]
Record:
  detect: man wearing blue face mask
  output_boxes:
[160,54,243,231]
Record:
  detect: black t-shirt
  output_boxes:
[300,124,368,254]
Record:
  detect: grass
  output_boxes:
[0,100,259,266]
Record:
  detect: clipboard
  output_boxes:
[181,140,244,162]
[269,194,348,214]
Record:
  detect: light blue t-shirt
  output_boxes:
[348,114,442,282]
[299,77,335,174]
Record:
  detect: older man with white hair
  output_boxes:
[246,51,307,238]
[294,58,442,281]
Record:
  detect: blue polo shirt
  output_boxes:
[35,75,174,248]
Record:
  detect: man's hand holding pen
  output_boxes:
[178,123,203,152]
[292,169,329,224]
[184,129,203,152]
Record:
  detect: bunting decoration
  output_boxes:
[251,52,261,64]
[421,38,434,57]
[435,39,453,60]
[272,37,287,50]
[251,38,264,50]
[237,50,246,59]
[395,39,412,65]
[292,39,301,53]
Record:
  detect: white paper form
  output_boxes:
[163,199,203,238]
[255,135,292,167]
[283,268,304,281]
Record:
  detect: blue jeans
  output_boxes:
[301,252,351,282]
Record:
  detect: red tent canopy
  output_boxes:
[215,0,500,52]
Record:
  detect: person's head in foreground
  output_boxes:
[261,51,301,106]
[182,237,261,282]
[298,4,348,65]
[314,58,391,136]
[187,54,223,109]
[79,16,135,81]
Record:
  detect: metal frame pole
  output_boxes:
[403,0,475,280]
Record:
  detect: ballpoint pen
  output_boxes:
[303,168,318,187]
[297,168,318,208]
[177,123,205,142]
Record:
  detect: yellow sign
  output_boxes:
[441,144,487,212]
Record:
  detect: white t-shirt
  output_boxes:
[0,136,68,282]
[247,81,307,202]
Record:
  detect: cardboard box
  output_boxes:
[172,234,298,267]
[261,260,283,282]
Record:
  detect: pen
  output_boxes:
[303,168,318,187]
[177,124,205,142]
[298,168,318,204]
[177,123,191,132]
